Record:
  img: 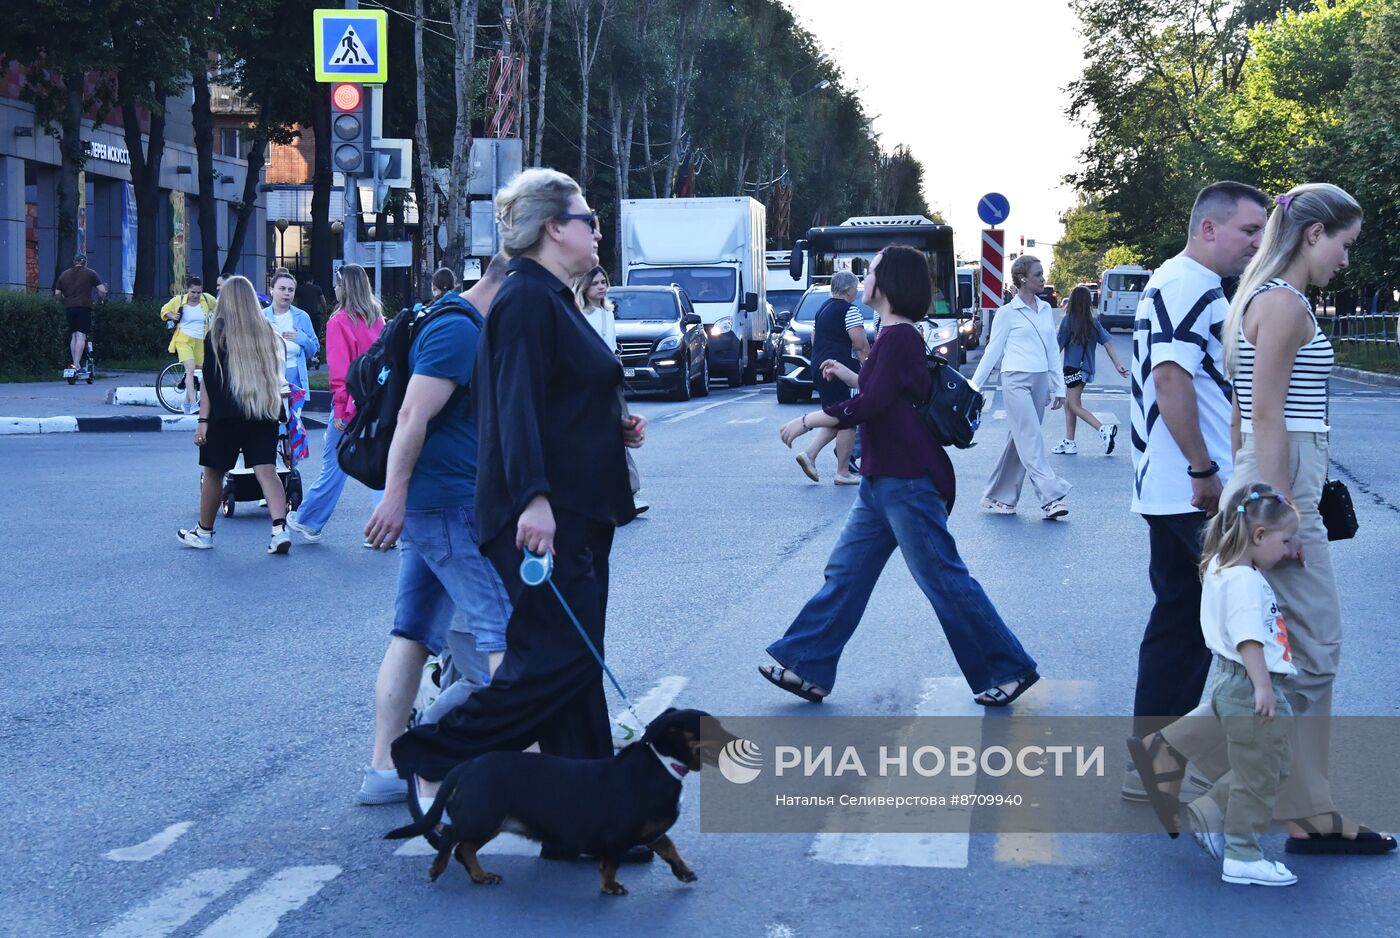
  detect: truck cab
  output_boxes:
[621,197,767,388]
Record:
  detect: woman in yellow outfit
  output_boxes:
[161,276,218,414]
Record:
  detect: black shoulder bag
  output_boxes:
[1318,380,1357,540]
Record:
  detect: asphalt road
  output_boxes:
[3,334,1398,937]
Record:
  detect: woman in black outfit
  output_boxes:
[391,169,646,797]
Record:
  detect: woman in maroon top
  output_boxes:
[761,245,1039,707]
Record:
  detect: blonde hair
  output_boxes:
[495,167,583,256]
[335,264,384,327]
[1224,182,1362,376]
[1199,482,1299,577]
[1010,254,1041,288]
[211,276,285,421]
[572,266,610,313]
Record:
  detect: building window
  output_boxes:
[220,128,253,159]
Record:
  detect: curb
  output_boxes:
[1,414,325,436]
[1334,365,1400,388]
[108,387,333,411]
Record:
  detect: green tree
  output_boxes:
[1337,0,1400,287]
[1047,196,1112,287]
[1066,0,1288,263]
[2,1,116,283]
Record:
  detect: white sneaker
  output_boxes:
[980,497,1016,514]
[285,511,323,543]
[1221,857,1297,886]
[1051,439,1078,455]
[1099,423,1118,454]
[1042,499,1069,520]
[633,495,650,514]
[1184,797,1225,860]
[268,527,291,555]
[177,526,214,549]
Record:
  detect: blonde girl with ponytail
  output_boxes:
[179,275,294,555]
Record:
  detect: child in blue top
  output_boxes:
[1053,285,1128,455]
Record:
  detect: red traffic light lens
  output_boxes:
[332,83,361,112]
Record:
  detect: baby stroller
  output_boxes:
[217,406,304,517]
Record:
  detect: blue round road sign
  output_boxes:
[978,192,1010,227]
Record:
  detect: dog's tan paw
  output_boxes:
[600,881,628,896]
[674,867,697,883]
[472,872,503,886]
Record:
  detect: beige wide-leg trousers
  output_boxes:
[1162,431,1340,820]
[983,370,1071,508]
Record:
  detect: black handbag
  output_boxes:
[1319,478,1357,541]
[1318,382,1357,541]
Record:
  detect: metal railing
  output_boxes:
[1322,310,1399,372]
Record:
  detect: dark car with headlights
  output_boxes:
[609,286,709,401]
[775,286,878,404]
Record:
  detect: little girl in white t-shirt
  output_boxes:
[1195,482,1301,886]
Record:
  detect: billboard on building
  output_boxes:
[121,183,137,295]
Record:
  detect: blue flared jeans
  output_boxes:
[767,475,1037,694]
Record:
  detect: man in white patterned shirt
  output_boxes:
[1123,181,1269,799]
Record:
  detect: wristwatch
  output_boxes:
[1186,460,1219,479]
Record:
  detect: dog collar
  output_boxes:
[648,743,690,781]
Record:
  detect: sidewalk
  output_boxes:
[0,371,328,435]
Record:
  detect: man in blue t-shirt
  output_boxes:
[357,254,515,807]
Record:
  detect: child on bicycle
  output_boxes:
[1193,482,1301,886]
[162,276,217,414]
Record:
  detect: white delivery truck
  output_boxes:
[621,197,767,388]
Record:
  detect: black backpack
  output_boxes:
[915,355,984,449]
[336,296,483,489]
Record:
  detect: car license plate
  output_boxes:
[623,367,636,378]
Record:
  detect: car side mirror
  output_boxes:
[777,311,793,327]
[682,312,701,326]
[743,292,759,313]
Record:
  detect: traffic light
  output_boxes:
[1019,235,1025,249]
[330,82,367,175]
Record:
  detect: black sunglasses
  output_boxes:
[557,212,599,232]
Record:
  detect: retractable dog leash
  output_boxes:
[521,550,647,737]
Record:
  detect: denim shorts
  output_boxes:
[391,506,511,655]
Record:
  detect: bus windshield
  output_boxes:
[800,222,958,320]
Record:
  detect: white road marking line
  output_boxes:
[105,821,194,862]
[613,675,690,744]
[195,865,341,938]
[394,832,541,857]
[727,417,766,425]
[98,867,254,938]
[660,391,759,422]
[765,924,797,938]
[993,410,1005,421]
[810,678,982,869]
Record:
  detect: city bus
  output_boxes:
[788,215,967,363]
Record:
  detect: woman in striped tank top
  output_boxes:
[1154,183,1395,858]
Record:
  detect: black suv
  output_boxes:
[609,286,710,401]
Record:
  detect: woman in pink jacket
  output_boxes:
[287,264,386,544]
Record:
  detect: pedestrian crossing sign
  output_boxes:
[313,9,388,84]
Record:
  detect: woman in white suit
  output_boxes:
[969,254,1072,519]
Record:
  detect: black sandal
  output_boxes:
[1125,734,1184,838]
[758,665,827,703]
[1286,812,1398,855]
[974,673,1039,708]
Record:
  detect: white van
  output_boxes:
[1099,265,1152,330]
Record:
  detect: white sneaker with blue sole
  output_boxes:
[358,767,407,805]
